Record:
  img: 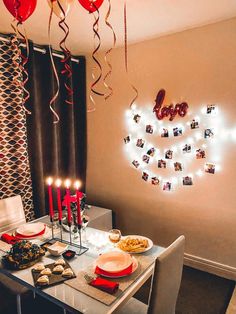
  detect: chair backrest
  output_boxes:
[148,235,185,314]
[0,196,26,233]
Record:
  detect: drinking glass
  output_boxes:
[108,229,121,246]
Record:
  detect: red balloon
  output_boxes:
[3,0,37,23]
[78,0,104,13]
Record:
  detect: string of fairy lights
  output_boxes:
[124,104,236,191]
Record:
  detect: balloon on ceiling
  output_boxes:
[78,0,104,13]
[3,0,37,22]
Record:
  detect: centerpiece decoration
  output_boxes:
[46,177,89,256]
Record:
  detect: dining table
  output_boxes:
[0,215,165,314]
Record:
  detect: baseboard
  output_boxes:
[184,253,236,281]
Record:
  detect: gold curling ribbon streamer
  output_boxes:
[124,1,138,108]
[10,20,31,115]
[48,6,60,124]
[103,0,116,101]
[88,4,104,113]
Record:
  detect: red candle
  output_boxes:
[47,177,54,220]
[65,179,72,225]
[75,181,82,226]
[56,179,62,221]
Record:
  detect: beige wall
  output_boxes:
[86,18,236,268]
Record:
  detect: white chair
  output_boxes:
[0,195,26,233]
[0,195,27,314]
[116,235,185,314]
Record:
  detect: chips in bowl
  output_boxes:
[117,236,151,253]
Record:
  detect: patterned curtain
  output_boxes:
[0,36,35,221]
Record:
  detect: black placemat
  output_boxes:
[31,259,76,289]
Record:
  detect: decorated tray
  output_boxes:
[2,240,45,270]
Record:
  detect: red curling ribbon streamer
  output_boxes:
[88,3,104,112]
[124,2,138,109]
[103,0,116,101]
[48,6,60,124]
[16,22,31,115]
[10,0,31,114]
[57,0,74,105]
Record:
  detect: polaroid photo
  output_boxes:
[174,162,183,171]
[182,144,191,153]
[205,163,215,174]
[204,128,214,139]
[136,138,145,148]
[190,119,199,129]
[142,155,150,164]
[158,159,167,168]
[161,128,169,138]
[151,177,160,186]
[142,172,149,181]
[132,160,140,168]
[146,125,154,134]
[133,114,141,123]
[173,127,182,137]
[206,105,216,115]
[163,182,171,191]
[165,150,173,159]
[196,149,206,159]
[147,147,155,157]
[124,135,130,144]
[183,176,193,185]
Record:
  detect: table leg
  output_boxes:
[16,294,22,314]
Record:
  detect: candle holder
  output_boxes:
[43,216,88,257]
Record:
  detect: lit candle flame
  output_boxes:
[55,179,62,187]
[75,180,81,190]
[65,179,71,189]
[46,177,53,186]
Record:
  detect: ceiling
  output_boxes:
[0,0,236,55]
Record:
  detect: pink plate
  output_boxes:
[96,251,133,273]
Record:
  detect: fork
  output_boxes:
[84,274,95,284]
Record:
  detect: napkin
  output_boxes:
[95,263,133,277]
[89,277,119,294]
[1,233,20,244]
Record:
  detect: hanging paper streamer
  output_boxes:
[55,0,74,105]
[48,5,60,124]
[103,0,116,101]
[124,1,138,108]
[3,0,37,114]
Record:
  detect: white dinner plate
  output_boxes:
[14,226,49,240]
[117,235,153,254]
[96,251,133,273]
[96,257,138,278]
[16,222,45,237]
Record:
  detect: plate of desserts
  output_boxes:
[31,258,76,289]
